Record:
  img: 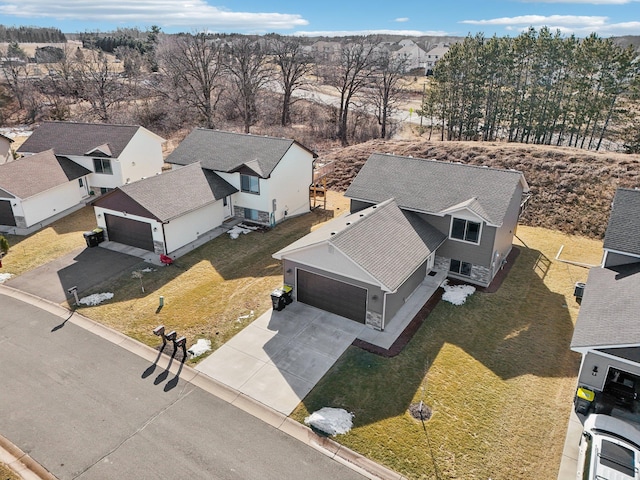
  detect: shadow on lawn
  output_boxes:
[299,244,580,424]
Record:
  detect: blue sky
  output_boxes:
[0,0,638,37]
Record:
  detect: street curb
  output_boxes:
[0,433,57,480]
[0,285,405,480]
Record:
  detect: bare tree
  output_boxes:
[224,37,272,133]
[1,42,30,109]
[269,36,313,126]
[320,38,379,145]
[156,32,225,129]
[369,50,408,139]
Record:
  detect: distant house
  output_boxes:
[0,133,14,165]
[17,121,165,197]
[571,188,640,415]
[93,163,237,254]
[424,43,450,75]
[274,153,528,330]
[309,40,342,62]
[0,150,91,233]
[166,129,316,227]
[393,40,427,71]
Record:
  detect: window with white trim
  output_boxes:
[93,158,113,175]
[450,217,481,244]
[450,259,472,276]
[240,174,259,194]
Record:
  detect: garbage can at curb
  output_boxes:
[83,231,99,248]
[271,288,286,311]
[574,386,595,415]
[92,227,104,244]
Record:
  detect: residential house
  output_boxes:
[274,153,528,330]
[424,43,450,75]
[393,40,427,71]
[93,163,237,254]
[0,133,14,165]
[0,149,91,233]
[571,188,640,416]
[166,129,316,227]
[17,121,165,197]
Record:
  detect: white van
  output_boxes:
[577,414,640,479]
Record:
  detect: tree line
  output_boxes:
[422,27,639,151]
[0,26,66,43]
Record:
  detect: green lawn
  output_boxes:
[290,225,602,479]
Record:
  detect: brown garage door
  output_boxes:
[105,214,154,251]
[297,269,367,323]
[0,200,16,226]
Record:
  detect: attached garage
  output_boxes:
[296,269,367,323]
[105,214,154,251]
[0,199,16,226]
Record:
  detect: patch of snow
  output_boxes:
[140,267,155,273]
[304,407,354,436]
[187,339,211,359]
[78,292,114,306]
[237,310,255,322]
[0,273,13,283]
[228,226,252,240]
[441,280,476,305]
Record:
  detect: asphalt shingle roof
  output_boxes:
[165,128,316,178]
[345,153,527,226]
[571,263,640,349]
[603,188,640,257]
[0,150,91,199]
[17,121,149,158]
[101,163,237,222]
[274,199,446,292]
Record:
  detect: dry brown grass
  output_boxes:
[291,225,602,480]
[2,206,95,276]
[0,462,20,480]
[319,138,640,239]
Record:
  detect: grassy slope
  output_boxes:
[320,138,640,239]
[291,225,602,479]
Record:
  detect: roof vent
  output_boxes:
[346,222,351,225]
[330,231,337,235]
[372,205,377,209]
[359,214,364,217]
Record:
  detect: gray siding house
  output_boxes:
[571,188,640,415]
[274,153,528,331]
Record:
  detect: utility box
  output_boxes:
[574,282,586,299]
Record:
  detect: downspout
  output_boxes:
[381,291,389,331]
[161,222,168,255]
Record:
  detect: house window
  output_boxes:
[244,208,259,221]
[223,197,228,207]
[450,259,472,276]
[99,187,112,195]
[240,174,259,194]
[93,158,113,175]
[450,218,481,244]
[78,178,84,188]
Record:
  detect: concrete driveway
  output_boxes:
[6,246,142,303]
[196,302,367,415]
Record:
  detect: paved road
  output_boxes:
[0,292,367,480]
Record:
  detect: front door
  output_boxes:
[223,196,232,218]
[78,177,89,198]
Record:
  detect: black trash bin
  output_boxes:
[83,231,99,248]
[271,288,286,311]
[93,227,104,244]
[574,386,595,415]
[282,285,293,305]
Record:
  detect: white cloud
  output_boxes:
[460,14,639,36]
[395,17,410,23]
[294,29,449,37]
[0,0,308,30]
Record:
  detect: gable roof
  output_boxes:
[165,128,317,178]
[0,133,14,144]
[603,188,640,257]
[274,199,446,292]
[17,121,162,158]
[345,153,527,226]
[0,149,91,199]
[571,263,640,349]
[94,163,237,222]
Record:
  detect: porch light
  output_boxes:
[592,366,599,376]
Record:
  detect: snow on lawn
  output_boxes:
[0,273,13,283]
[442,280,476,305]
[187,339,211,359]
[79,292,114,306]
[304,407,354,436]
